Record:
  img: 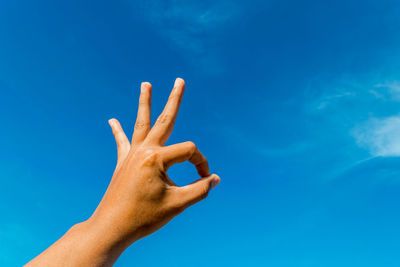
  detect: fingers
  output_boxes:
[132,82,152,145]
[145,78,185,145]
[108,119,130,162]
[172,174,220,208]
[161,141,210,177]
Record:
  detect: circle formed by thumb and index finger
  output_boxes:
[161,141,210,178]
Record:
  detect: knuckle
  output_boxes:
[185,141,197,154]
[156,114,170,124]
[135,121,150,130]
[141,149,160,165]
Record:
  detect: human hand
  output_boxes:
[26,78,220,267]
[90,78,220,248]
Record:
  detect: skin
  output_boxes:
[26,78,220,266]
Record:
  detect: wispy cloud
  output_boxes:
[300,76,400,179]
[313,91,354,110]
[352,115,400,157]
[136,0,240,73]
[306,79,400,113]
[374,80,400,101]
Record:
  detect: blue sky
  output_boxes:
[1,0,400,266]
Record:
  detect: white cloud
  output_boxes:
[374,80,400,100]
[314,91,354,110]
[352,115,400,157]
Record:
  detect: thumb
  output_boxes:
[174,174,221,208]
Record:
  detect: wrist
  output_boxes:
[26,219,130,267]
[57,218,132,267]
[82,217,131,258]
[88,206,146,246]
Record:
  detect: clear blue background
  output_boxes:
[1,0,400,266]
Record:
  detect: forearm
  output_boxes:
[25,218,129,267]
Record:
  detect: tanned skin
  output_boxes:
[26,78,221,266]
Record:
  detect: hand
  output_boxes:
[92,78,220,245]
[26,78,220,267]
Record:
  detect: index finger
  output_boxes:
[161,141,210,178]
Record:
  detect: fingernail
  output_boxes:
[108,119,115,126]
[174,77,184,87]
[141,82,150,93]
[209,175,220,190]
